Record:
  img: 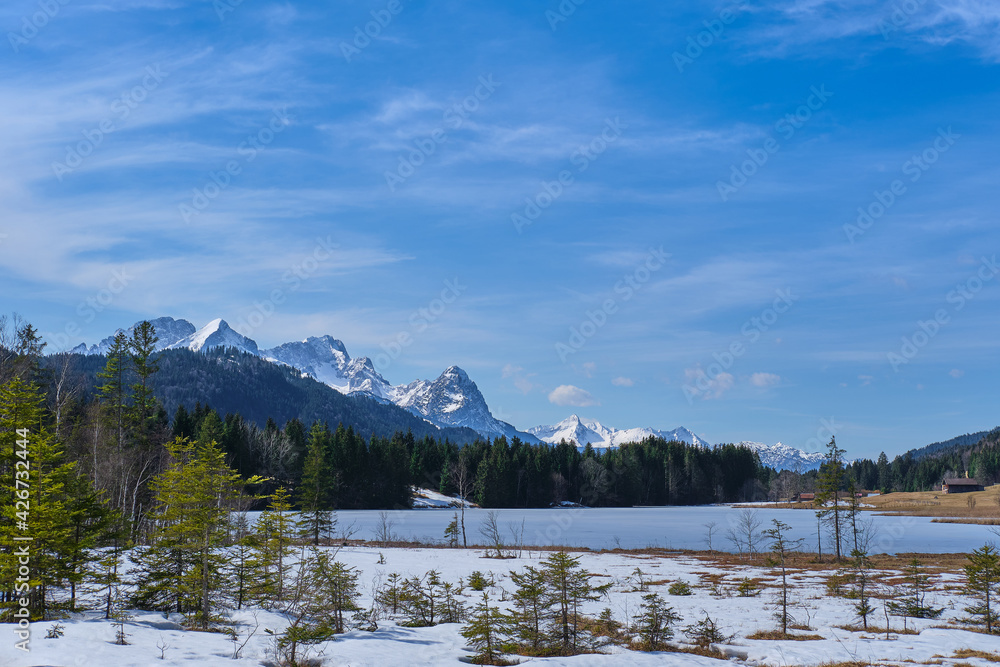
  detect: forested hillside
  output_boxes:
[45,347,482,444]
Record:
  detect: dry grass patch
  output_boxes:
[953,648,1000,662]
[868,486,1000,518]
[835,624,919,635]
[933,517,1000,525]
[746,629,824,641]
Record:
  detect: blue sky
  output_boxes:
[2,0,999,459]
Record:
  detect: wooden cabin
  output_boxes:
[942,478,984,494]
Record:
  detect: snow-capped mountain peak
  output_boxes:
[527,416,708,449]
[166,318,259,355]
[391,366,538,442]
[734,441,828,472]
[71,316,196,355]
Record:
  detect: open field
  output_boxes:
[868,486,1000,520]
[3,543,998,667]
[746,486,1000,523]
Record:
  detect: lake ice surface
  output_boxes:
[281,504,996,554]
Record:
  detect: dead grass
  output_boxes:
[835,624,920,635]
[932,517,1000,525]
[746,629,825,641]
[747,485,1000,520]
[867,485,1000,518]
[953,648,1000,662]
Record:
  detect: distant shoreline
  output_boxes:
[734,484,1000,524]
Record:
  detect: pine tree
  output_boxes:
[309,551,362,633]
[965,543,1000,633]
[763,519,803,635]
[62,473,116,612]
[376,572,404,617]
[815,436,846,561]
[539,551,609,654]
[851,548,875,630]
[886,559,943,630]
[297,423,334,545]
[131,437,259,627]
[0,378,80,620]
[444,513,460,547]
[128,321,160,448]
[226,513,257,611]
[253,487,296,605]
[400,570,448,627]
[97,332,130,453]
[632,592,680,651]
[509,565,549,652]
[461,592,515,665]
[876,452,891,493]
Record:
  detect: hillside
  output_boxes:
[44,348,483,444]
[907,429,997,459]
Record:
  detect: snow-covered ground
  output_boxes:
[4,545,998,667]
[410,487,477,509]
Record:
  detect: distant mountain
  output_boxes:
[165,318,259,355]
[67,317,537,444]
[731,441,827,472]
[70,316,195,355]
[527,415,709,449]
[263,336,395,399]
[52,347,483,443]
[527,416,830,472]
[393,366,538,443]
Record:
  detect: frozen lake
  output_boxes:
[288,505,996,555]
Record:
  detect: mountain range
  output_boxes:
[68,316,826,470]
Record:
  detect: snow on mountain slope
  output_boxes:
[527,415,614,447]
[262,336,397,400]
[74,316,532,442]
[393,366,540,443]
[529,418,822,471]
[734,441,828,472]
[264,335,353,390]
[527,415,709,449]
[71,316,195,355]
[165,318,259,355]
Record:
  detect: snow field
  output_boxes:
[3,546,999,667]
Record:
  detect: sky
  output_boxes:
[1,0,998,459]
